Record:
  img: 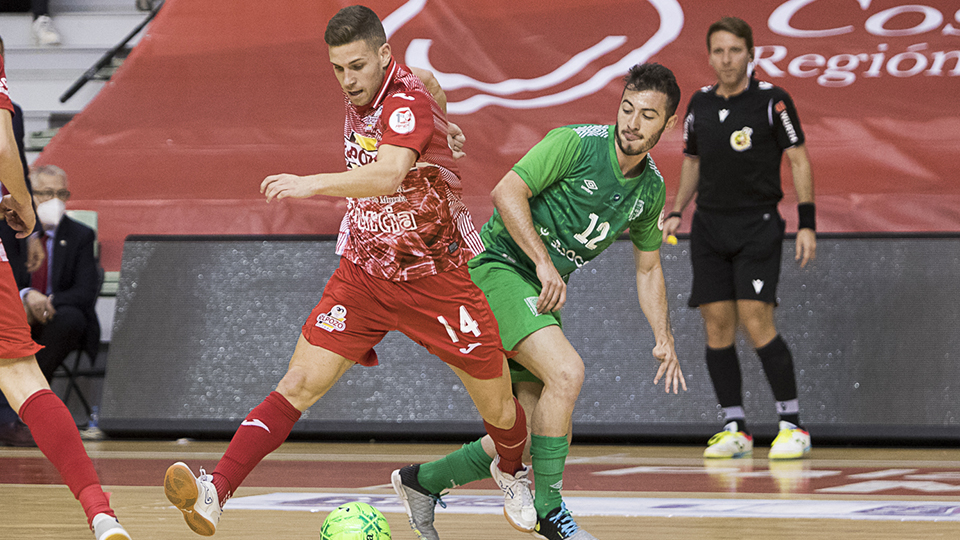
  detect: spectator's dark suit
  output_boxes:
[31,214,101,379]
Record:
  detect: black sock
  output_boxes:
[757,335,802,426]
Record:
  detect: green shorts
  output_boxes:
[469,260,562,384]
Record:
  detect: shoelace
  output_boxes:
[548,503,579,536]
[432,492,448,509]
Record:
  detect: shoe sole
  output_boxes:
[769,447,812,460]
[98,531,131,540]
[164,462,216,536]
[504,507,535,533]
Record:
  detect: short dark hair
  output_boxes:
[623,63,681,118]
[324,5,387,49]
[707,17,754,54]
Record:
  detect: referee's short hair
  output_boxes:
[623,63,682,118]
[325,5,387,50]
[707,17,754,56]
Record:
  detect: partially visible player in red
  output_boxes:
[162,5,534,537]
[0,56,132,540]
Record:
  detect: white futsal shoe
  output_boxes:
[489,455,537,532]
[703,421,754,458]
[91,513,131,540]
[768,421,812,460]
[164,462,222,536]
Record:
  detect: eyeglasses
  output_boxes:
[33,189,71,201]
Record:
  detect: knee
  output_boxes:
[542,359,584,402]
[275,367,317,408]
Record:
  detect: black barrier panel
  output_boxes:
[101,235,960,442]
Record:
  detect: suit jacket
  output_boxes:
[44,215,102,358]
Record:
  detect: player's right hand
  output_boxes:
[0,194,37,238]
[447,122,466,159]
[535,261,566,313]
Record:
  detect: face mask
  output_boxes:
[36,197,66,231]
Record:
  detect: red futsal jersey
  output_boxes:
[336,59,482,281]
[0,57,42,359]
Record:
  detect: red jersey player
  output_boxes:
[0,57,132,540]
[163,5,536,537]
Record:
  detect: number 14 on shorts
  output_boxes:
[438,306,482,354]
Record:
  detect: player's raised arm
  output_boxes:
[634,245,686,394]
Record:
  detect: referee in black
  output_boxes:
[662,17,815,460]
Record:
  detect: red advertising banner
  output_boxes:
[32,0,960,269]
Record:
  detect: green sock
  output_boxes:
[531,433,569,518]
[416,439,493,495]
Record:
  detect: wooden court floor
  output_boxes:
[3,440,960,539]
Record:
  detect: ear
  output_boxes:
[664,114,679,133]
[379,42,392,69]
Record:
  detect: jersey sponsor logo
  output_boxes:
[352,205,418,234]
[775,100,800,144]
[573,124,609,139]
[0,77,8,97]
[629,198,645,220]
[719,108,730,123]
[730,127,753,152]
[0,241,6,262]
[345,133,378,168]
[389,106,416,134]
[657,208,665,231]
[581,179,598,195]
[316,304,348,332]
[752,279,765,294]
[550,237,585,268]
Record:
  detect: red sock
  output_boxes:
[212,391,301,505]
[483,397,527,475]
[19,389,114,527]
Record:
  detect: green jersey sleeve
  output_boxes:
[628,170,666,252]
[511,127,583,197]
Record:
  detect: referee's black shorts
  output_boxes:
[688,207,785,307]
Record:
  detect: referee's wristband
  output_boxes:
[666,211,683,221]
[798,202,816,231]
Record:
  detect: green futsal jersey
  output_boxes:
[472,124,666,279]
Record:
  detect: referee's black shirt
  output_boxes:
[682,76,805,212]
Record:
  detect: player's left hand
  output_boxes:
[261,173,319,202]
[652,341,686,394]
[795,228,816,268]
[1,194,37,238]
[447,122,466,159]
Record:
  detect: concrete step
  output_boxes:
[0,13,146,49]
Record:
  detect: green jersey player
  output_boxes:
[392,63,687,540]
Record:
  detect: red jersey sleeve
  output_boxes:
[0,57,14,114]
[378,90,434,158]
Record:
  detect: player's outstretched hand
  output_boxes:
[261,173,319,202]
[447,121,466,159]
[652,341,687,394]
[795,228,816,268]
[535,261,566,313]
[0,194,36,238]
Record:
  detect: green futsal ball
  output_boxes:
[320,502,391,540]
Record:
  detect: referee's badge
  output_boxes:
[730,127,753,152]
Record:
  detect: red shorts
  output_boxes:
[0,251,42,359]
[302,258,507,380]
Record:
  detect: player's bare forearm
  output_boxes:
[492,171,565,312]
[634,247,673,346]
[262,145,416,201]
[411,67,446,114]
[0,112,29,207]
[492,171,552,269]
